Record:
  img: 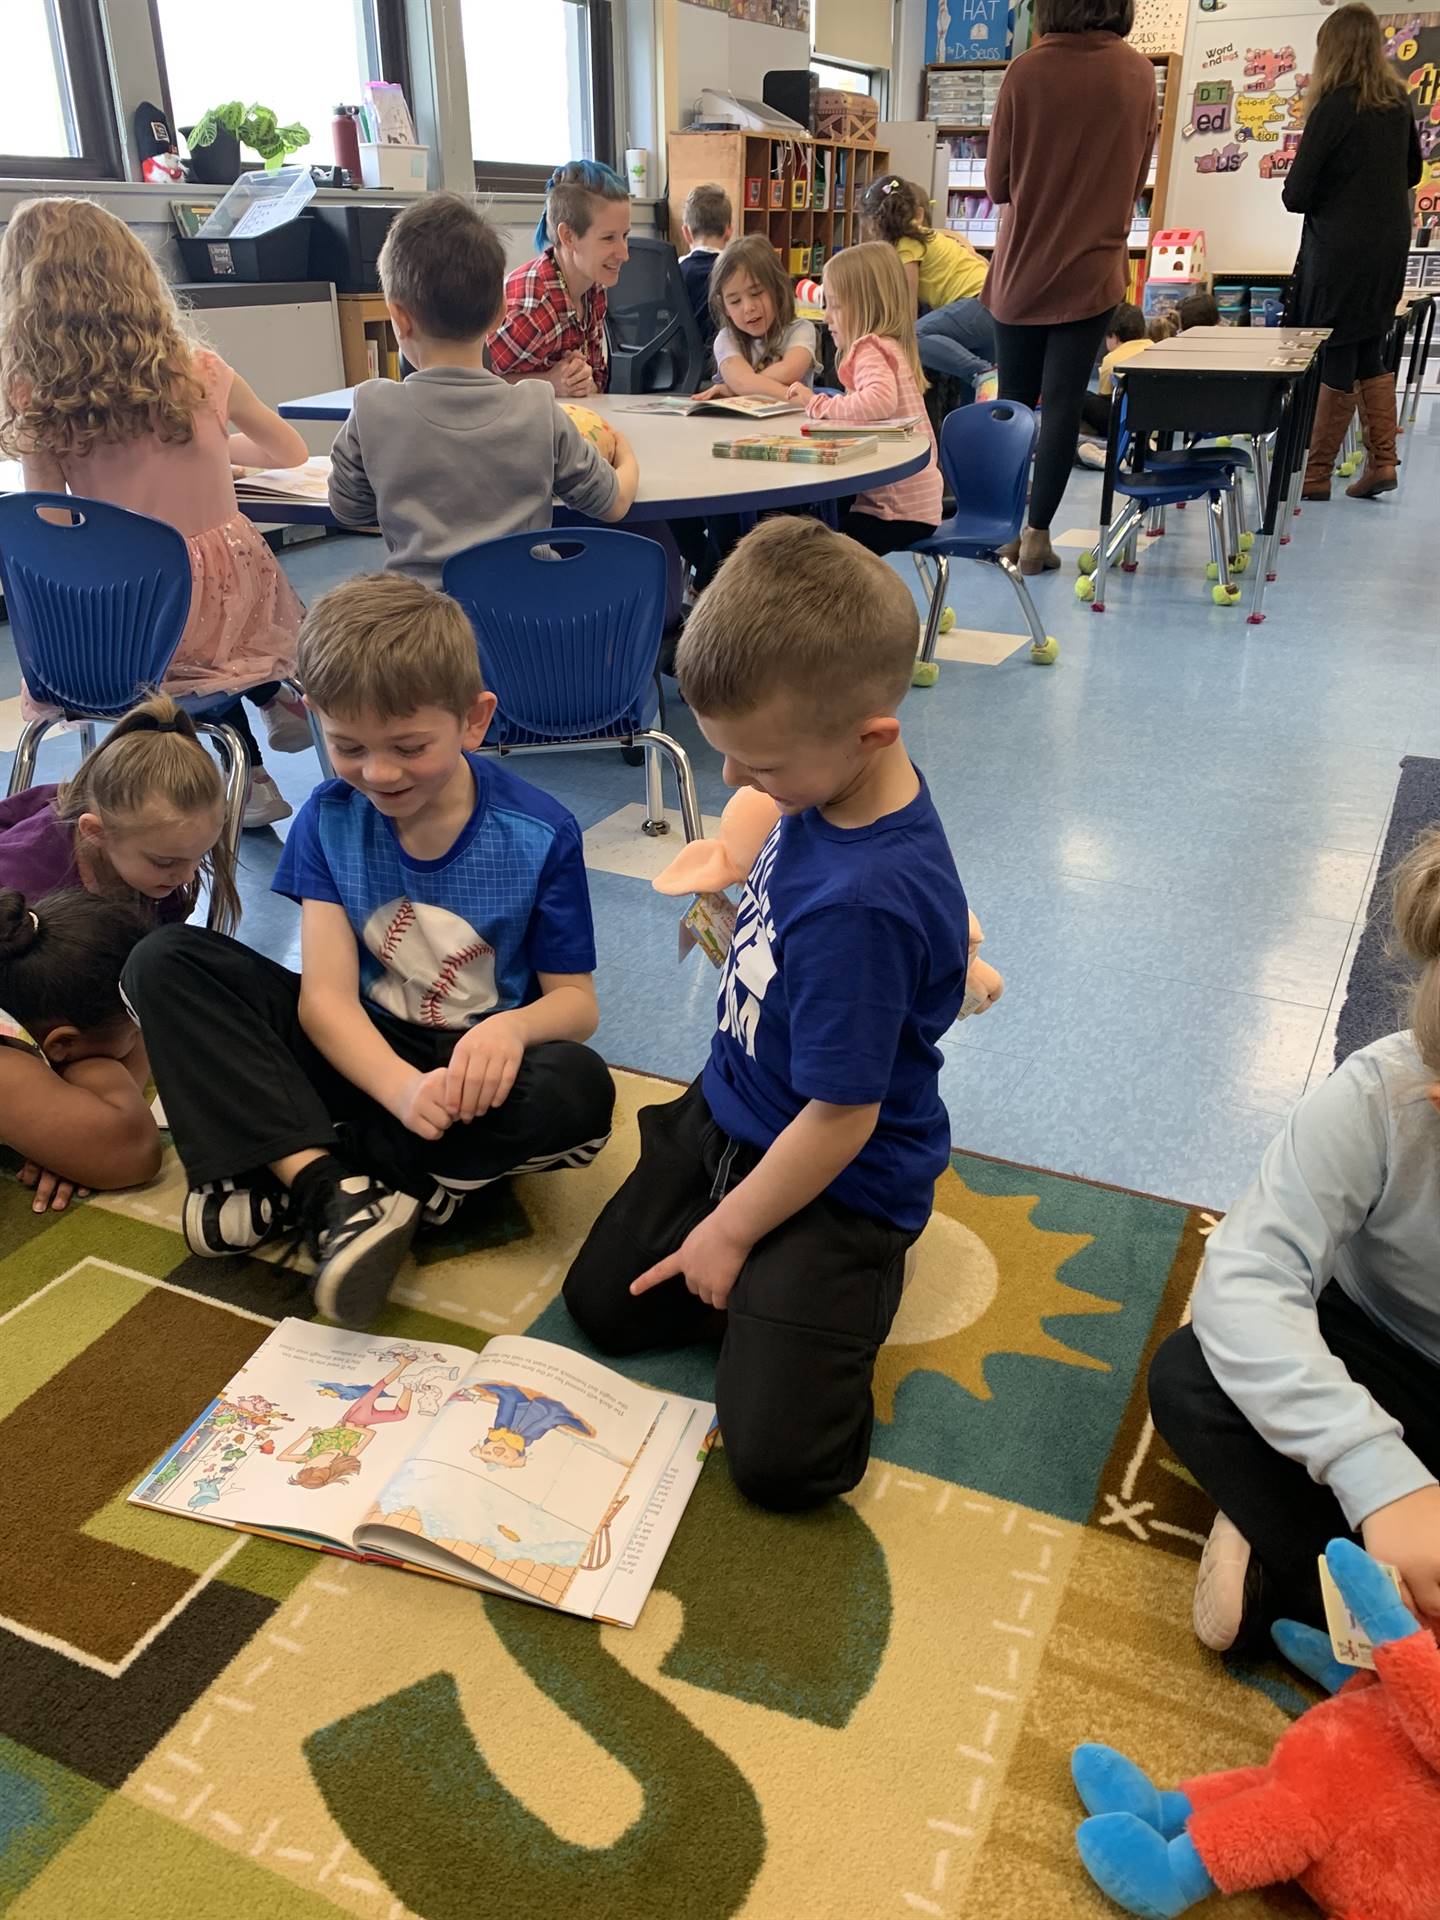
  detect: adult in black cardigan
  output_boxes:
[1283,2,1422,500]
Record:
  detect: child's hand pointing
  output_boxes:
[631,1214,750,1311]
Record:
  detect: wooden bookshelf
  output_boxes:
[665,130,892,282]
[337,293,399,385]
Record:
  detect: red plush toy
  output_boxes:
[1073,1539,1440,1919]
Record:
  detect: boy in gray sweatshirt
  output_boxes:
[327,193,638,587]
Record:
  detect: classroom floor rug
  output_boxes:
[0,1070,1316,1919]
[1335,753,1440,1067]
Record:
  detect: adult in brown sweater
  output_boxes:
[982,0,1156,575]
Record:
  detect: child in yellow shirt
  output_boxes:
[859,176,996,400]
[1077,303,1149,461]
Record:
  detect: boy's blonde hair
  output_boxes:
[823,242,927,392]
[55,693,238,933]
[1391,826,1440,1074]
[297,573,483,723]
[709,236,796,372]
[677,517,917,727]
[0,197,205,460]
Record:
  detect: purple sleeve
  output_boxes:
[0,789,81,900]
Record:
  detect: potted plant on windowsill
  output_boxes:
[183,103,310,185]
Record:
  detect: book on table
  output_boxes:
[621,393,804,418]
[799,416,922,441]
[232,456,332,502]
[130,1319,716,1627]
[713,434,878,464]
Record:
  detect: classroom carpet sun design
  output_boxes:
[0,1071,1313,1919]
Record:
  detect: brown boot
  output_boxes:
[1018,527,1060,576]
[1346,373,1398,497]
[1301,383,1358,500]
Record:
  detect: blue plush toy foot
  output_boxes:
[1072,1745,1192,1840]
[1076,1814,1217,1919]
[1327,1537,1422,1648]
[1271,1618,1352,1695]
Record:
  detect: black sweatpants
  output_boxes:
[837,508,938,557]
[562,1078,915,1511]
[1320,332,1387,393]
[994,308,1115,531]
[1148,1286,1440,1628]
[123,925,615,1203]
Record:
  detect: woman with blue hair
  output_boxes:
[490,160,630,397]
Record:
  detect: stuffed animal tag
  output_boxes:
[1319,1554,1404,1669]
[678,893,737,967]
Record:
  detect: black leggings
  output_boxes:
[1320,333,1386,393]
[994,308,1115,531]
[838,509,937,556]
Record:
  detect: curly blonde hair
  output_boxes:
[0,197,205,461]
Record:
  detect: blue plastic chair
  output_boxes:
[0,493,250,921]
[442,526,702,841]
[1076,394,1242,612]
[911,401,1057,676]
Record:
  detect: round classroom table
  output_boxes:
[274,387,931,525]
[592,397,930,520]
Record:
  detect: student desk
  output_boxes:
[275,388,932,522]
[1392,292,1436,430]
[1104,331,1326,625]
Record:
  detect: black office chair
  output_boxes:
[606,237,706,395]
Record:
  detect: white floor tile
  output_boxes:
[583,801,724,881]
[933,628,1031,667]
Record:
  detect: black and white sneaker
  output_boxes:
[183,1177,291,1259]
[298,1171,420,1330]
[420,1183,464,1230]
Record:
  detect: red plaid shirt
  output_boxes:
[490,248,609,391]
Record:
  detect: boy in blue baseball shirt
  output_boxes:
[125,573,613,1328]
[564,517,969,1510]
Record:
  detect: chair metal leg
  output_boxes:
[193,720,251,925]
[1206,491,1233,592]
[635,729,702,842]
[643,744,666,835]
[995,557,1049,653]
[77,722,98,757]
[6,719,57,796]
[917,553,950,665]
[284,674,333,778]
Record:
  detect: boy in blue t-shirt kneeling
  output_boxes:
[124,574,614,1329]
[564,517,969,1510]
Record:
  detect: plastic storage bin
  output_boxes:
[178,166,316,282]
[359,143,428,193]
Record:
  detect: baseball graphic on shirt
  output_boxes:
[362,898,498,1028]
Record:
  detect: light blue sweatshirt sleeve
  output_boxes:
[1191,1051,1438,1530]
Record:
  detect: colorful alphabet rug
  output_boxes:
[0,1071,1311,1917]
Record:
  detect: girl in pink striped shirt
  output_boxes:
[787,241,941,555]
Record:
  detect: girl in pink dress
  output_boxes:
[0,197,312,829]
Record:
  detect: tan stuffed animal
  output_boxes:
[653,789,1004,1016]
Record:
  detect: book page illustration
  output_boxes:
[361,1361,665,1606]
[131,1323,475,1544]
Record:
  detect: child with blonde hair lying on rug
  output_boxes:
[1148,824,1440,1656]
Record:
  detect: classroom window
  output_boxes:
[3,0,121,180]
[153,0,376,172]
[811,60,880,98]
[462,0,614,191]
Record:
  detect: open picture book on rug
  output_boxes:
[130,1320,716,1627]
